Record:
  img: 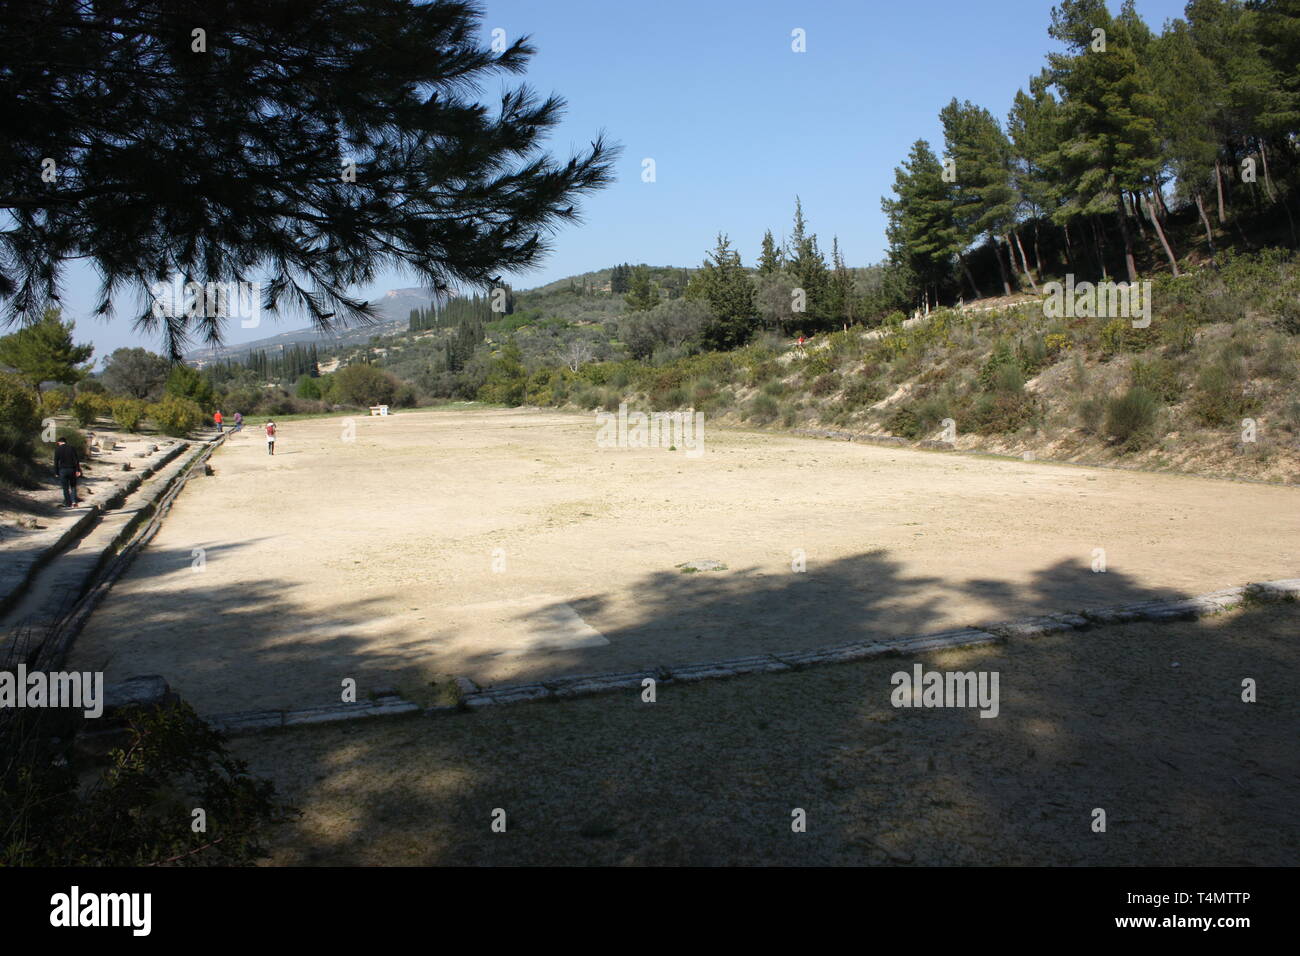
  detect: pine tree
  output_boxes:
[0,1,615,356]
[882,140,964,308]
[940,98,1021,294]
[624,265,660,312]
[786,198,830,326]
[1048,0,1167,282]
[693,234,756,349]
[756,230,783,275]
[0,308,94,395]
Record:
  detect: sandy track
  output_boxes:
[67,407,1299,716]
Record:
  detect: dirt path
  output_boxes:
[66,406,1299,716]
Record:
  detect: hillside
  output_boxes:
[185,287,439,364]
[520,252,1300,484]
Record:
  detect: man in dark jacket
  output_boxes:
[53,437,82,507]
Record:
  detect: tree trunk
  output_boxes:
[1195,191,1216,263]
[1258,139,1277,202]
[1032,220,1045,275]
[1010,229,1038,291]
[1145,191,1180,277]
[1129,192,1148,240]
[991,235,1013,296]
[1155,185,1171,220]
[1092,215,1110,280]
[958,253,982,300]
[1114,201,1138,283]
[1214,157,1227,223]
[1063,219,1075,268]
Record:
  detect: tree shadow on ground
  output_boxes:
[230,553,1298,866]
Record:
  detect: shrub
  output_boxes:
[0,373,42,487]
[843,378,885,408]
[810,373,841,397]
[147,395,204,437]
[886,406,923,439]
[745,360,780,387]
[70,392,105,427]
[1099,318,1159,356]
[1276,295,1300,336]
[393,382,420,408]
[41,388,70,416]
[965,389,1039,435]
[332,363,399,407]
[990,362,1025,395]
[800,350,836,377]
[1078,396,1106,435]
[1190,362,1258,426]
[748,393,779,424]
[0,699,294,865]
[1043,333,1071,360]
[110,398,148,432]
[977,341,1019,390]
[295,375,323,400]
[1104,387,1160,449]
[1129,357,1181,403]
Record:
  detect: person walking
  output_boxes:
[265,419,276,455]
[233,411,243,433]
[214,409,224,433]
[53,436,82,507]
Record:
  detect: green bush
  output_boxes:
[1104,387,1160,449]
[295,375,323,400]
[110,398,148,432]
[147,395,204,437]
[745,360,780,387]
[1129,357,1182,403]
[1099,318,1159,356]
[70,392,104,426]
[1078,396,1106,435]
[332,363,399,407]
[810,373,841,397]
[1190,362,1258,426]
[0,699,294,866]
[748,393,779,424]
[0,373,42,487]
[843,377,885,408]
[41,388,70,416]
[965,389,1039,435]
[1275,295,1300,336]
[886,406,923,439]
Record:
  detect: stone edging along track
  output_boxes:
[0,440,191,619]
[17,433,229,671]
[205,577,1300,736]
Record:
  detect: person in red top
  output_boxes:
[213,409,224,433]
[265,419,276,455]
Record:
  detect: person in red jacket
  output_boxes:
[213,409,224,433]
[265,420,276,455]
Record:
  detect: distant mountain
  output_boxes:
[185,287,438,364]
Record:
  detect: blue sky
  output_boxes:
[49,0,1190,358]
